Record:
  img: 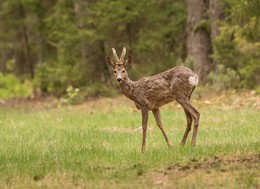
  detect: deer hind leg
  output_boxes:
[152,108,172,148]
[177,98,200,146]
[181,109,193,145]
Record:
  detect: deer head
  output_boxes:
[106,47,133,83]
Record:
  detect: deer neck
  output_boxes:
[118,78,135,100]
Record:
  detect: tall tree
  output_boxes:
[75,0,109,84]
[0,1,54,78]
[209,0,223,42]
[186,0,213,83]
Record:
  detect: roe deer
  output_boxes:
[106,47,200,152]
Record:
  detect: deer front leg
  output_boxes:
[141,108,149,152]
[152,109,172,148]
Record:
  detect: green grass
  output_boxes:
[0,98,259,188]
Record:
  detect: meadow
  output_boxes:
[0,91,259,188]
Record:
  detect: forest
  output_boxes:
[0,0,260,100]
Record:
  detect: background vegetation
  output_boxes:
[0,0,259,100]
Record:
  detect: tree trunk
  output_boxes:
[17,3,35,78]
[209,0,223,42]
[22,24,34,78]
[209,0,224,73]
[74,0,92,80]
[74,1,108,84]
[186,0,213,83]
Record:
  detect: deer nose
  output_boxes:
[116,77,122,82]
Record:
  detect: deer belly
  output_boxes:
[147,90,175,109]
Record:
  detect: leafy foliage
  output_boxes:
[34,62,76,95]
[0,0,260,99]
[0,73,32,99]
[213,8,260,89]
[208,65,240,90]
[58,85,80,105]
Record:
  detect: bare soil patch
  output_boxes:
[144,153,260,188]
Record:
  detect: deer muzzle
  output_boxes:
[116,76,122,82]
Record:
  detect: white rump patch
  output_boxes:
[188,75,199,86]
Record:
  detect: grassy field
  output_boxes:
[0,92,259,188]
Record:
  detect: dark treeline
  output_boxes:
[0,0,259,100]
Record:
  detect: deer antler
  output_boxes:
[112,48,119,61]
[120,47,126,61]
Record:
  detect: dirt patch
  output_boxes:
[145,153,260,188]
[0,96,57,110]
[166,153,259,172]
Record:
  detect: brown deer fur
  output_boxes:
[106,47,200,152]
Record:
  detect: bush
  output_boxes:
[57,84,118,106]
[0,73,33,100]
[84,83,118,98]
[213,18,260,89]
[58,85,81,105]
[34,62,74,95]
[34,60,91,95]
[208,64,240,90]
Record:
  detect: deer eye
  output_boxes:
[114,70,117,74]
[122,70,125,73]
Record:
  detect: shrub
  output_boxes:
[208,64,240,90]
[58,85,81,105]
[34,62,73,95]
[0,73,32,100]
[213,18,260,89]
[84,83,118,98]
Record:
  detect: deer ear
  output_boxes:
[124,54,133,69]
[106,57,115,69]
